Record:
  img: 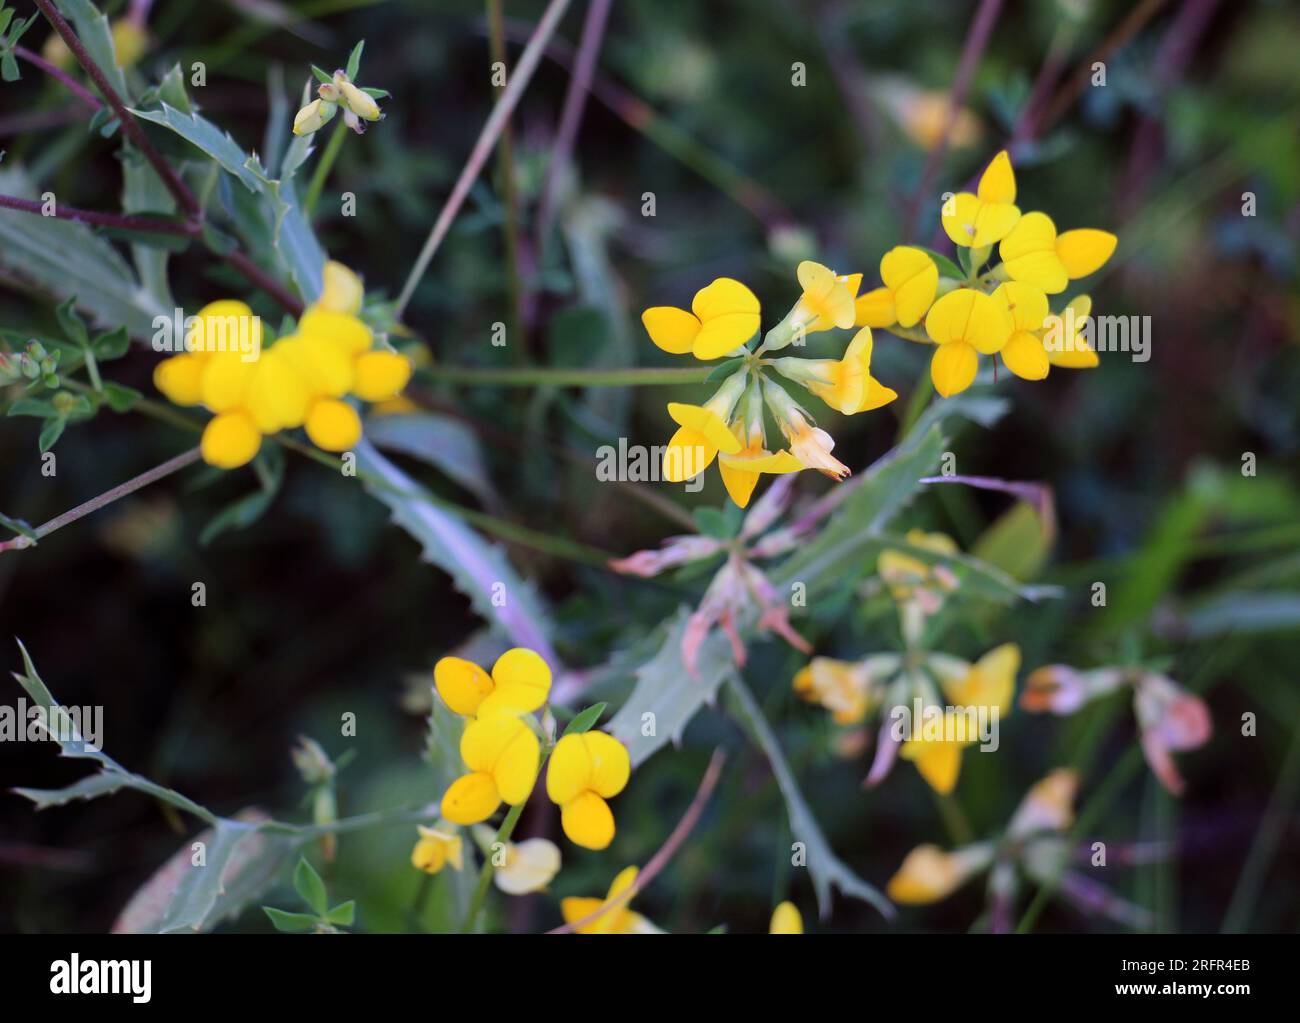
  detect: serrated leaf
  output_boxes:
[263,907,318,932]
[726,675,894,921]
[13,772,125,809]
[131,104,266,192]
[356,440,558,666]
[606,608,734,766]
[562,702,608,736]
[293,857,328,916]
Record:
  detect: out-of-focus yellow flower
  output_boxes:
[440,713,541,825]
[935,644,1021,713]
[560,866,656,934]
[887,843,994,904]
[873,78,983,151]
[410,823,464,874]
[770,327,898,416]
[642,278,761,361]
[793,657,877,725]
[855,247,940,329]
[999,211,1116,294]
[111,19,149,69]
[434,648,552,719]
[769,901,803,933]
[878,529,960,604]
[924,288,1013,396]
[940,150,1021,248]
[1007,768,1078,838]
[546,730,631,850]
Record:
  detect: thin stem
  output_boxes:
[395,0,574,318]
[417,365,711,388]
[546,749,727,934]
[0,193,194,235]
[33,0,200,218]
[486,0,525,364]
[13,45,102,110]
[903,0,1004,239]
[460,794,532,933]
[223,249,304,316]
[0,447,202,553]
[303,120,348,218]
[535,0,612,258]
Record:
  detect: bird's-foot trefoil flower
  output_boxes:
[924,287,1013,396]
[998,211,1117,294]
[434,647,553,719]
[940,149,1021,248]
[546,730,631,850]
[855,247,941,329]
[642,278,761,361]
[560,865,660,934]
[440,713,541,825]
[410,822,464,875]
[470,827,562,894]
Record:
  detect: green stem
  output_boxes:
[303,120,348,218]
[486,0,525,365]
[417,365,710,388]
[459,773,542,933]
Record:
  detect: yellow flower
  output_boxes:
[433,647,553,719]
[792,657,876,725]
[642,278,761,361]
[762,378,850,480]
[877,528,960,602]
[769,901,803,934]
[998,211,1116,294]
[338,80,382,122]
[716,399,804,509]
[200,411,261,469]
[887,843,994,904]
[855,247,940,329]
[318,261,365,315]
[487,835,562,895]
[661,370,747,483]
[898,708,978,794]
[110,18,149,69]
[410,823,464,875]
[935,644,1021,714]
[993,284,1099,380]
[771,327,898,416]
[940,150,1021,248]
[924,288,1013,396]
[546,730,631,850]
[560,865,656,934]
[293,98,337,136]
[788,261,857,334]
[440,713,541,825]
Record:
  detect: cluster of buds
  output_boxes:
[0,340,60,389]
[1022,665,1212,795]
[294,47,387,136]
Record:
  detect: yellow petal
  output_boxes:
[245,348,310,432]
[353,351,412,402]
[855,376,899,413]
[153,354,207,406]
[561,791,616,850]
[481,647,552,715]
[719,457,760,508]
[190,300,258,356]
[993,280,1050,333]
[200,411,261,469]
[582,731,631,799]
[769,901,803,934]
[305,398,362,452]
[642,306,701,355]
[940,191,982,247]
[977,150,1016,204]
[493,725,541,805]
[887,844,977,904]
[495,838,561,895]
[298,309,372,354]
[690,278,760,359]
[667,402,742,453]
[440,771,500,825]
[410,835,447,873]
[560,897,607,933]
[318,260,364,315]
[339,80,381,120]
[796,260,855,330]
[966,643,1020,713]
[461,713,530,772]
[902,739,963,794]
[277,334,355,397]
[1056,228,1116,279]
[1045,294,1098,368]
[1001,330,1050,380]
[880,246,939,327]
[662,426,716,482]
[1000,211,1067,293]
[924,288,1008,352]
[547,733,593,806]
[970,201,1021,247]
[929,341,978,397]
[854,287,896,328]
[434,656,495,716]
[199,351,256,412]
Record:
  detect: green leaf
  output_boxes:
[156,63,193,114]
[562,702,608,736]
[38,415,67,453]
[357,441,558,665]
[361,87,390,99]
[101,382,142,413]
[53,0,129,100]
[726,675,894,921]
[702,357,744,385]
[692,506,732,540]
[345,40,365,80]
[293,857,329,916]
[607,608,736,766]
[326,900,356,926]
[131,104,266,192]
[7,397,57,417]
[263,907,318,933]
[199,487,276,546]
[155,819,261,933]
[12,772,125,809]
[0,10,14,37]
[913,247,965,281]
[92,327,131,361]
[55,299,90,347]
[311,65,333,85]
[1,52,19,83]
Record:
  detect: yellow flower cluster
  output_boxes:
[434,648,633,851]
[294,70,385,136]
[639,153,1117,506]
[153,261,412,470]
